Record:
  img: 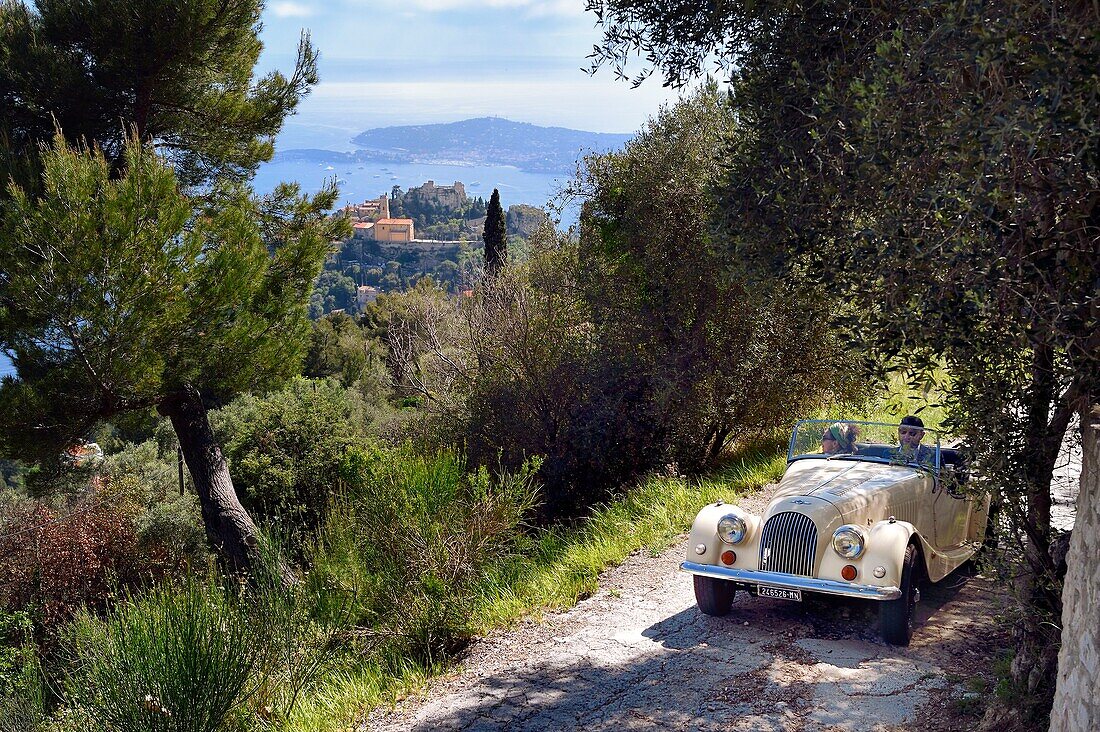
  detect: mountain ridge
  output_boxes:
[274,118,633,174]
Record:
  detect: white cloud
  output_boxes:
[270,1,314,18]
[525,0,583,18]
[360,0,580,14]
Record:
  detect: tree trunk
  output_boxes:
[982,363,1074,730]
[157,384,290,582]
[1049,405,1100,732]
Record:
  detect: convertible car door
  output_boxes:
[932,482,972,549]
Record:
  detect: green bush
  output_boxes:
[306,447,539,665]
[60,580,261,732]
[0,609,44,732]
[134,492,209,571]
[58,567,338,732]
[211,378,371,546]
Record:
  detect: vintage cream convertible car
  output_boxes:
[681,419,989,645]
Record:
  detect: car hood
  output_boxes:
[771,458,924,515]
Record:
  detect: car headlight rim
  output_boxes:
[717,514,748,544]
[832,525,866,559]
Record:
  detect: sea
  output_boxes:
[0,128,584,379]
[252,157,573,220]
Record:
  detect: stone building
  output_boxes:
[373,218,415,243]
[407,180,466,209]
[357,285,381,309]
[341,194,390,222]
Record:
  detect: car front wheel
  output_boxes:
[693,575,735,616]
[880,542,920,645]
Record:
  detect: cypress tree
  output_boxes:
[482,188,508,274]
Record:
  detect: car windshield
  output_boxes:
[788,419,943,470]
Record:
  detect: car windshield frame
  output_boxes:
[787,419,943,472]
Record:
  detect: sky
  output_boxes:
[255,0,685,148]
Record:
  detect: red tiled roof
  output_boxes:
[376,218,414,225]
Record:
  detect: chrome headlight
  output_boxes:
[832,525,866,559]
[717,514,748,544]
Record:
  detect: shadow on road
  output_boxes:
[374,568,998,732]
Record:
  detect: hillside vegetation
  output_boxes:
[0,1,1095,731]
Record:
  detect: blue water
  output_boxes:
[0,153,579,384]
[252,158,575,223]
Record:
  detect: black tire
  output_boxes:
[880,543,920,645]
[693,575,735,616]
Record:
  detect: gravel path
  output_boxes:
[365,484,1005,732]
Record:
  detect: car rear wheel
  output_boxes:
[880,542,919,645]
[693,575,735,616]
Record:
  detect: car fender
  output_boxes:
[861,519,919,587]
[687,503,762,566]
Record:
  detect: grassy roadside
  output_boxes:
[286,442,786,730]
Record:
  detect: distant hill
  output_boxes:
[348,117,633,174]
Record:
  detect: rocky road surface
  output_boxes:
[366,485,1005,732]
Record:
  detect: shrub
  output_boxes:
[58,569,337,732]
[0,497,141,630]
[210,378,371,547]
[60,580,264,732]
[0,609,44,732]
[133,491,210,574]
[307,447,539,665]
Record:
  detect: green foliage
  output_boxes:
[306,447,539,666]
[310,269,358,318]
[0,0,317,189]
[133,492,210,570]
[482,189,508,273]
[210,378,371,544]
[577,82,864,471]
[0,609,43,730]
[586,0,1099,718]
[286,440,783,731]
[58,570,334,732]
[304,313,384,390]
[0,134,341,466]
[454,88,863,517]
[100,441,210,571]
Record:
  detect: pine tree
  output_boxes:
[482,188,508,274]
[0,136,342,576]
[0,0,317,189]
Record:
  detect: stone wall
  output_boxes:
[1049,405,1099,732]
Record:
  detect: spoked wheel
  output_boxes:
[880,542,920,645]
[693,575,735,616]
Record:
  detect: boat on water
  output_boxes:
[325,165,335,170]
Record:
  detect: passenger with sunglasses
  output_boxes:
[821,422,858,454]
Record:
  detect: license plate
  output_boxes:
[758,585,802,602]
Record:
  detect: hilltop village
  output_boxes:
[310,180,549,317]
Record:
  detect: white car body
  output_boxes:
[681,419,990,644]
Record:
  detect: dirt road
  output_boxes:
[366,486,1005,732]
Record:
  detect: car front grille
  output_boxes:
[759,512,818,576]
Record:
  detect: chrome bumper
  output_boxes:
[680,561,902,601]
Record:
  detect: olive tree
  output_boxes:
[585,1,1098,725]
